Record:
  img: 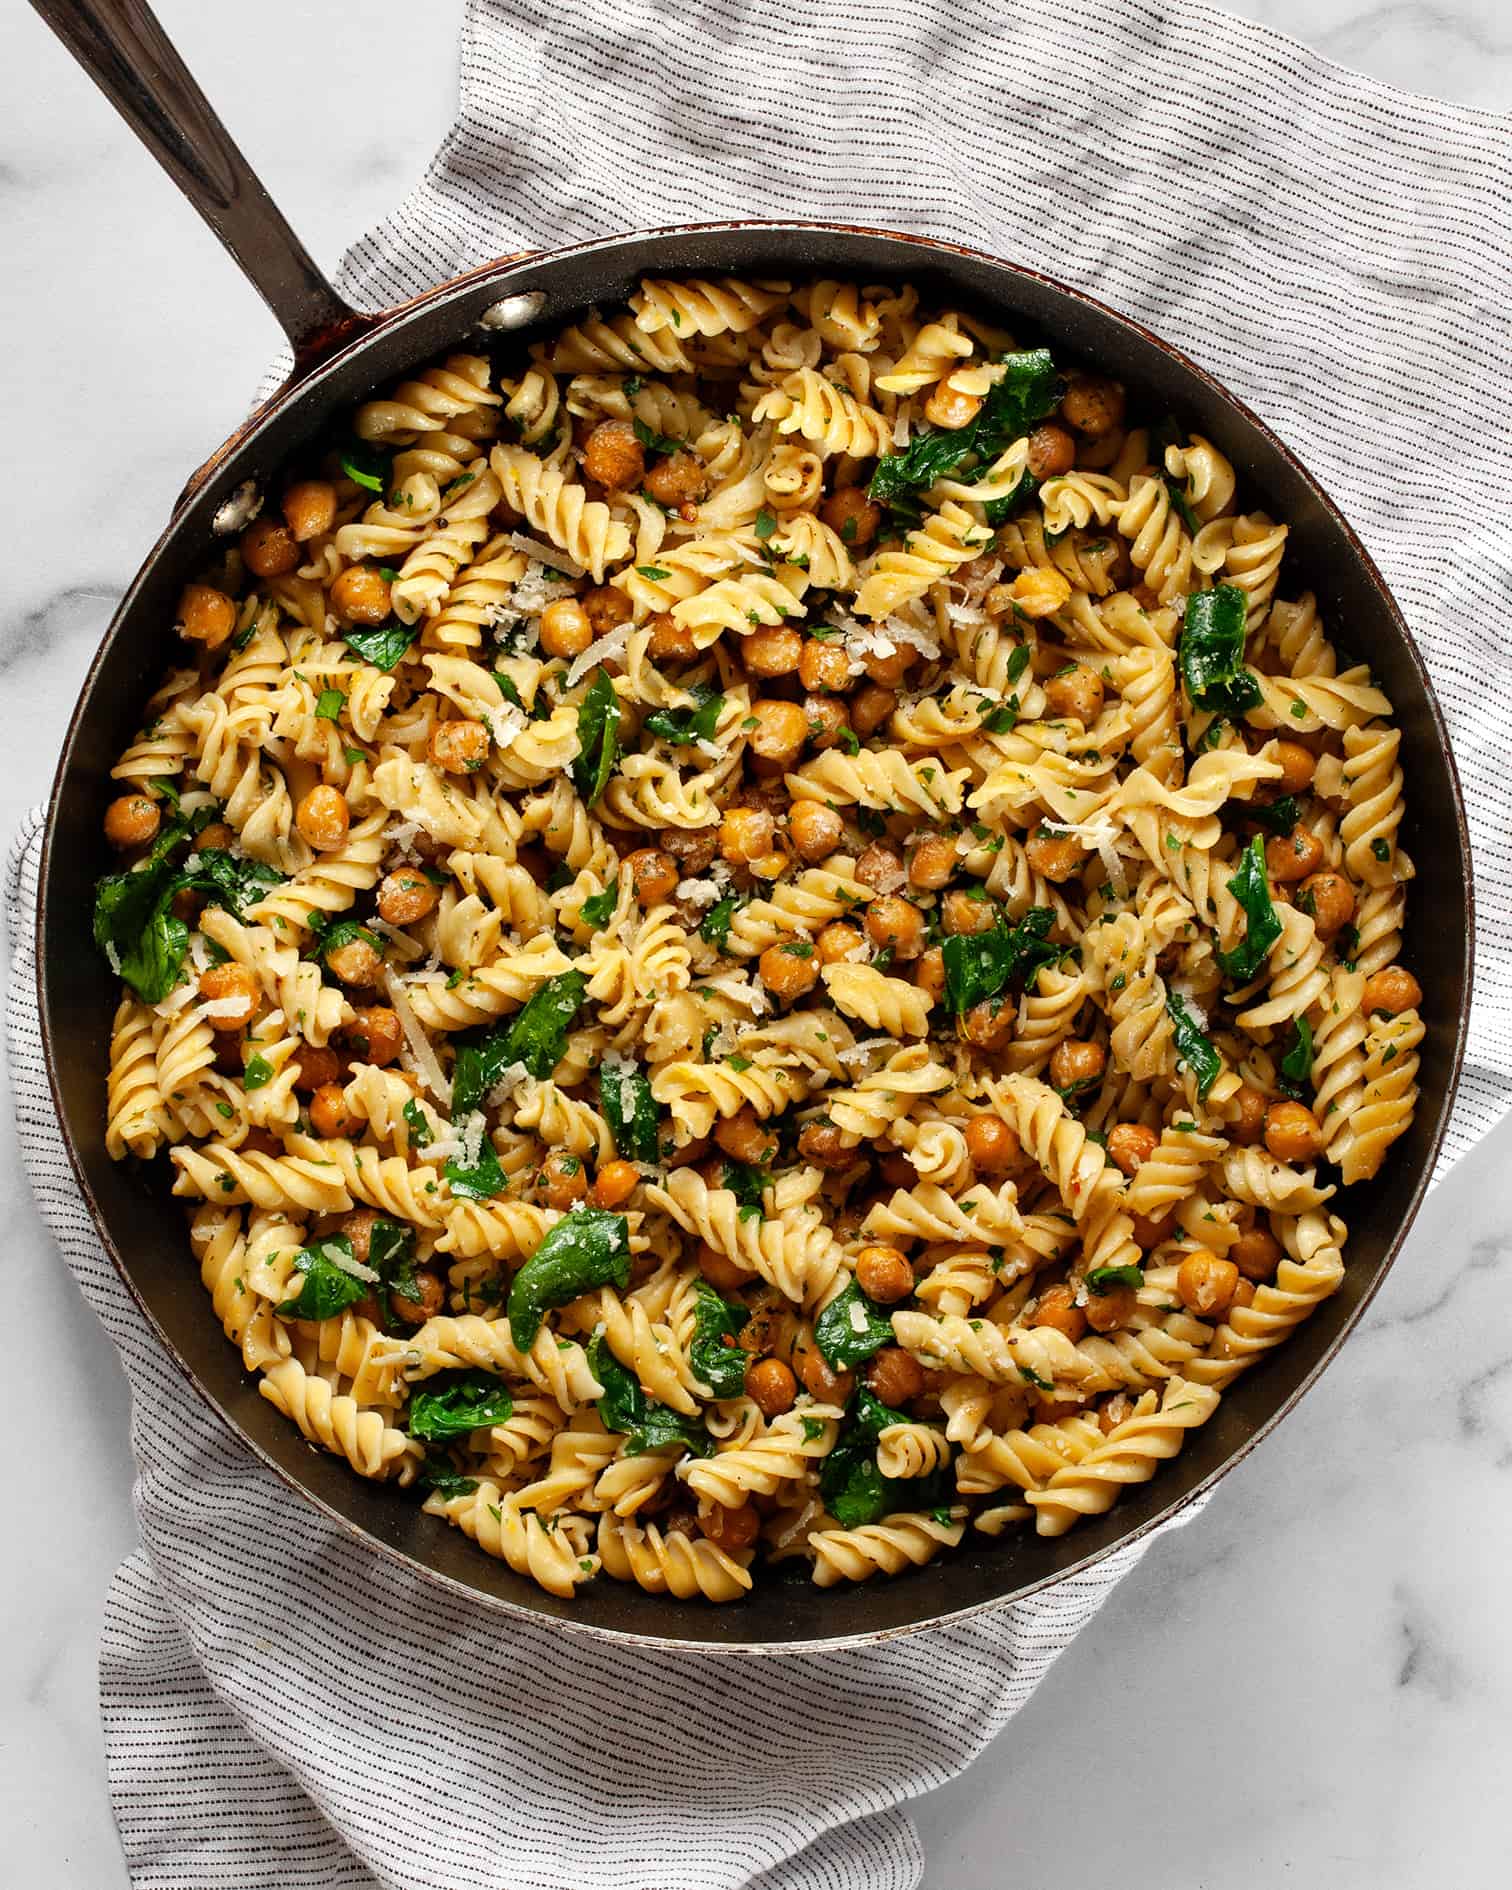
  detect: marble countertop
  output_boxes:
[1,3,1507,1885]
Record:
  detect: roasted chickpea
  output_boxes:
[701,1500,763,1552]
[1230,1228,1283,1283]
[913,946,946,1002]
[850,684,896,737]
[746,699,811,771]
[861,644,912,689]
[1264,1100,1325,1162]
[296,785,350,851]
[798,637,851,694]
[1106,1121,1159,1177]
[644,449,709,510]
[907,835,957,891]
[308,1081,362,1138]
[581,584,633,638]
[856,1244,913,1304]
[1025,421,1077,479]
[377,869,438,926]
[816,921,865,966]
[696,1239,754,1292]
[538,597,594,660]
[796,1343,854,1404]
[345,1007,402,1066]
[923,378,982,430]
[797,1120,854,1170]
[660,826,717,877]
[646,611,696,662]
[340,1207,378,1264]
[539,1149,589,1209]
[1270,739,1317,795]
[819,484,881,549]
[590,1159,641,1211]
[104,794,161,849]
[787,800,844,863]
[1060,373,1126,438]
[715,1106,777,1166]
[196,823,235,854]
[1049,1038,1106,1094]
[1265,824,1326,883]
[1042,664,1105,724]
[879,1152,918,1189]
[803,695,849,750]
[1362,966,1423,1017]
[964,1114,1021,1173]
[759,940,821,1002]
[855,839,906,894]
[240,516,299,578]
[1230,1277,1258,1312]
[745,1356,799,1419]
[720,805,775,865]
[390,1269,446,1326]
[1299,870,1355,940]
[1176,1249,1240,1318]
[176,582,237,649]
[865,895,925,961]
[941,889,995,936]
[1084,1282,1138,1333]
[281,479,337,543]
[961,997,1016,1049]
[1025,827,1085,882]
[325,936,383,988]
[1099,1390,1138,1434]
[743,624,803,678]
[198,962,260,1031]
[291,1045,344,1094]
[1032,1282,1087,1342]
[1228,1083,1269,1145]
[582,418,645,491]
[1131,1207,1176,1250]
[1011,567,1073,618]
[329,564,392,625]
[625,847,679,906]
[866,1345,925,1406]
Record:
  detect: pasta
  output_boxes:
[93,273,1421,1603]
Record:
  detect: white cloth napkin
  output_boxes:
[11,2,1512,1884]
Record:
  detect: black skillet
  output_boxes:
[30,0,1472,1650]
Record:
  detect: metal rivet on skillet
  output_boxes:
[479,291,546,330]
[211,479,263,535]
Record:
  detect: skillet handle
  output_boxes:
[29,0,371,367]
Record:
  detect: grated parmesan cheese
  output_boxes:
[479,700,529,753]
[201,996,250,1020]
[104,941,123,976]
[319,1240,379,1285]
[484,1061,531,1108]
[675,876,724,909]
[700,975,769,1016]
[508,532,586,579]
[382,969,449,1101]
[566,622,632,687]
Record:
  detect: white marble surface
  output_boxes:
[0,2,1507,1885]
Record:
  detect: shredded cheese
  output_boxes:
[566,622,632,687]
[383,969,449,1101]
[508,532,586,579]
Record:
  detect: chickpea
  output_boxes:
[798,637,851,694]
[796,1343,854,1404]
[744,1356,799,1419]
[850,684,896,737]
[1042,664,1105,724]
[1299,870,1355,941]
[1085,1282,1138,1333]
[282,479,338,543]
[1264,1100,1324,1163]
[1035,1397,1083,1423]
[907,835,957,891]
[1228,1083,1269,1145]
[325,936,383,988]
[1025,421,1077,479]
[1049,1038,1106,1094]
[759,941,821,1003]
[376,870,437,926]
[1270,739,1317,795]
[855,840,906,894]
[816,921,865,966]
[803,695,849,750]
[1131,1207,1176,1250]
[964,1114,1021,1173]
[797,1120,854,1171]
[103,794,161,849]
[1362,966,1422,1017]
[296,785,350,851]
[701,1500,763,1551]
[581,584,633,638]
[787,800,844,863]
[1032,1282,1087,1342]
[1176,1249,1240,1318]
[1230,1277,1258,1312]
[390,1269,446,1326]
[329,564,392,626]
[309,1082,362,1138]
[644,449,710,510]
[1059,374,1126,438]
[1265,824,1326,883]
[590,1159,641,1211]
[197,962,260,1031]
[196,823,235,854]
[1025,827,1085,882]
[696,1239,754,1292]
[538,598,594,660]
[1099,1390,1138,1434]
[340,1207,378,1264]
[292,1045,343,1094]
[720,805,775,866]
[1106,1121,1159,1177]
[746,699,810,772]
[625,847,679,906]
[819,484,881,549]
[879,1152,918,1189]
[646,612,697,662]
[240,516,299,578]
[856,1244,913,1304]
[913,946,946,1001]
[923,379,982,430]
[715,1106,777,1166]
[176,582,237,649]
[861,645,912,689]
[583,418,645,491]
[961,997,1016,1049]
[743,624,803,678]
[941,889,996,936]
[1010,567,1073,619]
[539,1150,589,1209]
[345,1007,402,1066]
[866,1345,925,1406]
[660,826,717,876]
[865,894,926,961]
[1231,1228,1283,1282]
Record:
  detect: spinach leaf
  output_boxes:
[982,468,1039,527]
[819,1388,951,1529]
[1279,1016,1314,1097]
[407,1369,514,1442]
[401,1097,433,1148]
[368,1216,422,1324]
[688,1282,750,1398]
[699,892,748,951]
[1180,584,1261,714]
[338,441,392,495]
[1245,794,1301,836]
[720,1159,770,1217]
[451,970,589,1114]
[1163,476,1201,536]
[598,1060,660,1164]
[942,904,1057,1017]
[1215,834,1282,983]
[93,811,207,1003]
[643,687,724,746]
[443,1127,507,1202]
[589,1334,714,1457]
[342,621,419,672]
[814,1279,895,1370]
[579,878,619,930]
[509,1209,632,1351]
[869,349,1060,503]
[1166,990,1222,1101]
[632,415,681,456]
[312,917,384,971]
[1085,1264,1144,1294]
[570,668,621,806]
[416,1458,481,1499]
[172,846,284,923]
[274,1236,371,1321]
